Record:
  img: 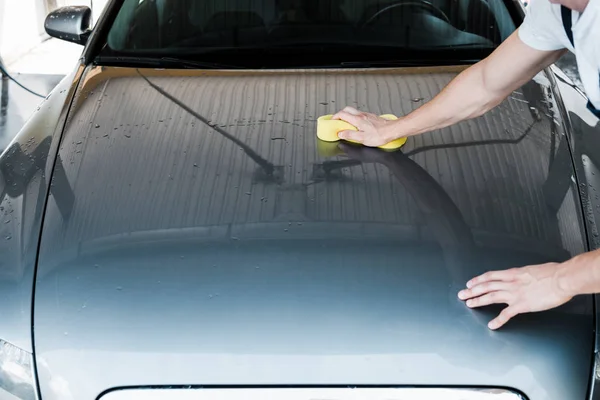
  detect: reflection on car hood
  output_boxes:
[33,66,592,400]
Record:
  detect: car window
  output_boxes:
[102,0,518,67]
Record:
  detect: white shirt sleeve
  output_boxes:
[518,0,566,51]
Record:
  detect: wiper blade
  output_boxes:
[95,56,243,69]
[159,57,243,69]
[338,59,477,67]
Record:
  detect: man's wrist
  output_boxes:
[554,251,600,298]
[383,117,408,142]
[555,261,579,298]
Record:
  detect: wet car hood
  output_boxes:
[33,66,593,400]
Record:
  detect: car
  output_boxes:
[1,0,600,399]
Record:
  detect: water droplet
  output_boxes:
[64,332,68,336]
[95,124,100,128]
[245,192,251,195]
[255,266,260,269]
[180,256,185,259]
[4,220,10,224]
[412,97,424,102]
[5,236,11,240]
[116,286,123,291]
[209,294,213,299]
[76,141,82,144]
[124,134,131,138]
[193,163,198,167]
[284,229,289,232]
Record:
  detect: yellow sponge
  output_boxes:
[316,114,407,150]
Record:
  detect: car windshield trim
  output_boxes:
[94,55,246,70]
[99,387,526,400]
[96,43,494,69]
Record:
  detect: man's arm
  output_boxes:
[332,31,566,147]
[459,249,600,330]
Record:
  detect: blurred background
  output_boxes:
[0,0,108,150]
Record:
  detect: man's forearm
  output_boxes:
[381,31,564,142]
[384,62,499,139]
[557,249,600,296]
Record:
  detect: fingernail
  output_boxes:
[488,322,497,330]
[338,133,346,139]
[466,300,473,307]
[457,290,465,299]
[466,281,473,288]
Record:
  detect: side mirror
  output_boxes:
[44,6,92,46]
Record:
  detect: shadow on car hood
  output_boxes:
[32,66,593,400]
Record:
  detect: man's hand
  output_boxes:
[332,107,399,147]
[458,262,574,330]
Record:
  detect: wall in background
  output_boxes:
[0,0,48,64]
[0,0,108,65]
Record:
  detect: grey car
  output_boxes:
[1,0,600,399]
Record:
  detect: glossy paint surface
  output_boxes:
[28,66,594,400]
[0,65,82,352]
[549,64,600,400]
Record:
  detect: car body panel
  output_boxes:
[32,66,593,400]
[0,64,84,352]
[548,64,600,396]
[99,387,527,400]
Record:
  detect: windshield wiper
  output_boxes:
[338,59,477,67]
[95,56,243,69]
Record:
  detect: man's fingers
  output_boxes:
[338,130,365,143]
[488,306,521,330]
[465,291,511,308]
[332,106,361,118]
[332,111,364,129]
[466,268,517,288]
[458,282,511,300]
[341,106,361,115]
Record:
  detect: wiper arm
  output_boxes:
[159,57,243,69]
[95,56,243,70]
[337,59,479,68]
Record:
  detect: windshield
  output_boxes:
[100,0,519,68]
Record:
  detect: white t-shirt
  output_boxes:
[519,0,600,110]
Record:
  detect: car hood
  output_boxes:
[34,66,593,400]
